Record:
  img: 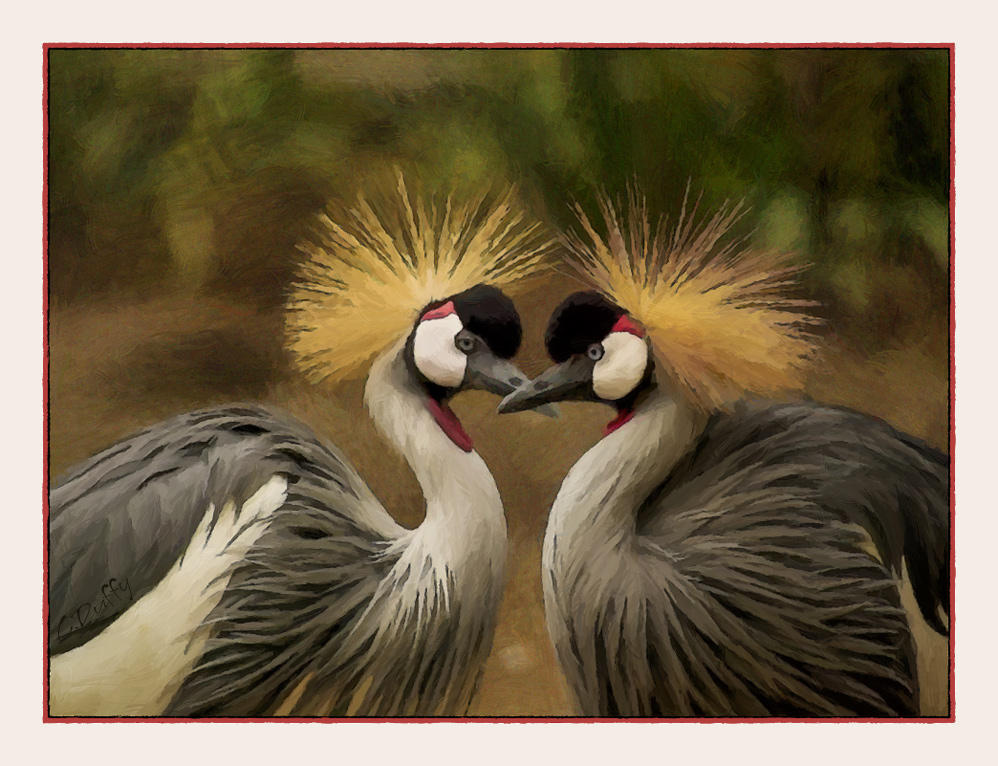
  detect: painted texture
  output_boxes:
[46,48,950,717]
[51,476,288,715]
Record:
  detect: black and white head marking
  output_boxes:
[544,291,652,405]
[408,283,524,398]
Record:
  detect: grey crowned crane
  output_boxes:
[499,194,949,717]
[47,176,553,717]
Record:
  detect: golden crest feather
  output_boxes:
[562,189,820,411]
[286,172,554,382]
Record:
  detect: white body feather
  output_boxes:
[50,476,288,716]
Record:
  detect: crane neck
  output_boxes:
[363,339,506,544]
[552,378,706,545]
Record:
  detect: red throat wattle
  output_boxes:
[604,409,635,436]
[426,398,474,452]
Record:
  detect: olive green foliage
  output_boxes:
[48,48,949,347]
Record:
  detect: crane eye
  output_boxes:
[587,343,604,361]
[456,335,476,354]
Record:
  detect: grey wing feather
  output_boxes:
[48,405,382,657]
[645,401,949,630]
[50,412,217,654]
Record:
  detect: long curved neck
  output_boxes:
[363,340,506,559]
[550,379,707,547]
[337,341,507,715]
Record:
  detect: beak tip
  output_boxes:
[496,397,515,415]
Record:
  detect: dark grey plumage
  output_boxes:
[49,405,358,655]
[551,400,948,717]
[649,402,949,630]
[49,404,493,716]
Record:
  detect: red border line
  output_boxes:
[41,41,957,725]
[47,715,952,724]
[42,44,51,725]
[947,42,956,721]
[42,42,953,50]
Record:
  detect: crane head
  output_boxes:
[407,283,552,450]
[498,291,652,434]
[408,283,524,395]
[547,190,819,412]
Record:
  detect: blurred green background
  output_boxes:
[47,48,951,716]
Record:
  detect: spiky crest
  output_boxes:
[562,188,820,411]
[286,172,554,382]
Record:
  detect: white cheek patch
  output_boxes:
[593,332,648,400]
[413,313,467,388]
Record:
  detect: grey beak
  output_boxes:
[497,355,594,414]
[466,352,559,418]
